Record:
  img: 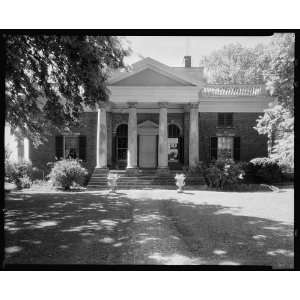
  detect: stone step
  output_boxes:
[87,185,206,190]
[88,168,205,189]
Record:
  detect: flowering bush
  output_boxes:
[203,159,244,190]
[48,159,88,190]
[243,157,282,184]
[5,161,33,189]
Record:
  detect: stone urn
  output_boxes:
[107,173,120,193]
[174,173,186,193]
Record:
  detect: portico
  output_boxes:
[95,101,200,170]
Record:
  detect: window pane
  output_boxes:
[218,114,225,126]
[118,137,127,148]
[218,136,233,159]
[118,149,127,160]
[225,113,233,126]
[65,136,79,159]
[168,138,179,161]
[168,124,180,138]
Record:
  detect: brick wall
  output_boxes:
[29,111,268,178]
[198,112,268,163]
[29,112,98,178]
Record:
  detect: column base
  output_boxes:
[96,166,108,170]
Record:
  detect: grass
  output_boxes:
[4,187,294,268]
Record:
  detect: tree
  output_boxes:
[5,35,130,146]
[254,105,293,156]
[200,43,271,84]
[263,33,295,114]
[254,33,294,169]
[201,33,295,169]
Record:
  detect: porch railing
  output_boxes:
[200,84,267,97]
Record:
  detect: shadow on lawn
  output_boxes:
[4,191,294,268]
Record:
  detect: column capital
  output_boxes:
[97,101,108,110]
[158,102,168,109]
[188,102,199,110]
[127,102,138,109]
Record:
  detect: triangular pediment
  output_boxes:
[111,68,190,86]
[108,57,197,86]
[138,120,158,129]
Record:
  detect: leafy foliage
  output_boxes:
[5,35,130,146]
[253,34,294,169]
[255,105,294,168]
[201,33,294,113]
[243,157,283,184]
[203,159,244,190]
[264,33,295,113]
[5,161,33,189]
[48,159,88,190]
[200,43,270,84]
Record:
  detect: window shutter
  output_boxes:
[55,135,64,160]
[233,137,240,161]
[179,136,184,163]
[137,135,140,167]
[210,137,218,160]
[79,135,87,161]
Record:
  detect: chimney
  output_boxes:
[184,55,191,68]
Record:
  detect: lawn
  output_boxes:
[4,187,294,268]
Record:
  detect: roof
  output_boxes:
[107,57,203,86]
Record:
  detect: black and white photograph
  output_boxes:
[2,32,295,271]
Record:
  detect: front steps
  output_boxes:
[87,168,206,189]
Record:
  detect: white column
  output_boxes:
[189,103,199,168]
[24,138,30,162]
[158,102,168,169]
[127,102,138,169]
[17,137,24,163]
[96,104,107,168]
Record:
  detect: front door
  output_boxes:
[139,135,157,168]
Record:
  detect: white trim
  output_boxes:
[111,108,185,113]
[24,138,30,162]
[108,86,199,103]
[199,96,274,112]
[137,120,159,136]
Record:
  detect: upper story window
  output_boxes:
[218,113,233,127]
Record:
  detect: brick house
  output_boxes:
[14,56,274,181]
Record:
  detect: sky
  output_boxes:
[123,36,273,67]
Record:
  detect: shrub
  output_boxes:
[243,157,283,184]
[203,159,244,190]
[5,161,33,189]
[48,159,88,190]
[188,161,205,175]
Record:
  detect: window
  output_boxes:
[218,113,233,127]
[210,136,241,161]
[168,124,180,161]
[55,135,86,160]
[65,136,79,159]
[218,136,234,159]
[116,124,128,161]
